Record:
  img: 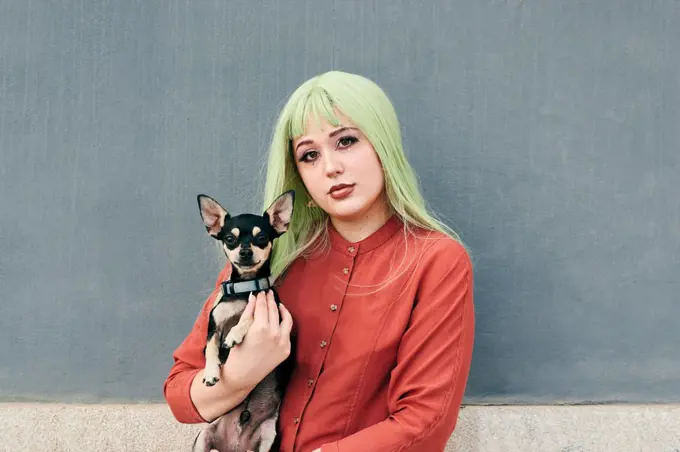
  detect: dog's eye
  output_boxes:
[254,234,269,247]
[225,235,236,246]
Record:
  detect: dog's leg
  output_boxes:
[192,425,216,452]
[203,292,224,387]
[223,313,254,348]
[203,332,222,386]
[256,416,279,452]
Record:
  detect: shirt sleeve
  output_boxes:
[163,264,232,424]
[321,239,475,452]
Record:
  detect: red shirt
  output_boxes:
[164,216,475,451]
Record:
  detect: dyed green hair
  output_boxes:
[262,71,461,278]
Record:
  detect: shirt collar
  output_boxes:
[328,214,403,256]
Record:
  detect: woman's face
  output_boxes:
[291,112,388,224]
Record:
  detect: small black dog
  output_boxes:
[191,190,295,452]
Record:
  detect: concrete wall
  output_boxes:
[1,0,679,448]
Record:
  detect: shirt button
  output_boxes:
[307,379,314,387]
[342,267,349,274]
[320,340,327,348]
[294,417,300,424]
[348,246,355,253]
[330,304,338,311]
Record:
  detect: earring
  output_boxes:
[306,199,317,208]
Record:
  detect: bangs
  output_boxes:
[286,87,343,139]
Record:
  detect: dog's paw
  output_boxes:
[223,329,245,348]
[202,375,219,386]
[202,368,220,386]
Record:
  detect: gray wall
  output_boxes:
[0,0,678,404]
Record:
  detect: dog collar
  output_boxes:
[221,276,273,296]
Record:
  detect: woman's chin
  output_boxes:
[325,200,367,222]
[324,196,385,223]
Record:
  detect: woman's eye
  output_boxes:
[337,136,358,148]
[300,150,319,162]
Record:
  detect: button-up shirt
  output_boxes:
[164,215,475,451]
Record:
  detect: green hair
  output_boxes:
[262,70,462,279]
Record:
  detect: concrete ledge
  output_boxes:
[1,403,679,451]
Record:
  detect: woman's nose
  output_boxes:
[323,153,343,177]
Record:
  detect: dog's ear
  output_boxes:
[197,194,229,238]
[264,190,295,235]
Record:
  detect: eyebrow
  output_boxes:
[329,126,358,138]
[294,126,359,153]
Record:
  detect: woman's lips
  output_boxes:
[328,184,355,200]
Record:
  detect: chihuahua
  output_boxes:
[191,190,295,452]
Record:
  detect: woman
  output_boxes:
[164,71,475,452]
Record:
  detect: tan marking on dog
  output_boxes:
[252,226,261,236]
[250,242,272,269]
[223,242,273,279]
[211,299,247,325]
[203,332,222,386]
[224,311,254,348]
[203,300,247,386]
[230,228,240,237]
[233,242,271,278]
[223,244,241,262]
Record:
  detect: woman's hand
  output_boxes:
[222,290,293,391]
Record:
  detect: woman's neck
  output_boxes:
[329,198,393,243]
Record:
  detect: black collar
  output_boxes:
[221,276,273,296]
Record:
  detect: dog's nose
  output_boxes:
[239,247,253,259]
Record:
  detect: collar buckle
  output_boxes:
[221,276,273,296]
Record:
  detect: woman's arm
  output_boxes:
[163,265,233,423]
[187,362,256,422]
[319,240,475,451]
